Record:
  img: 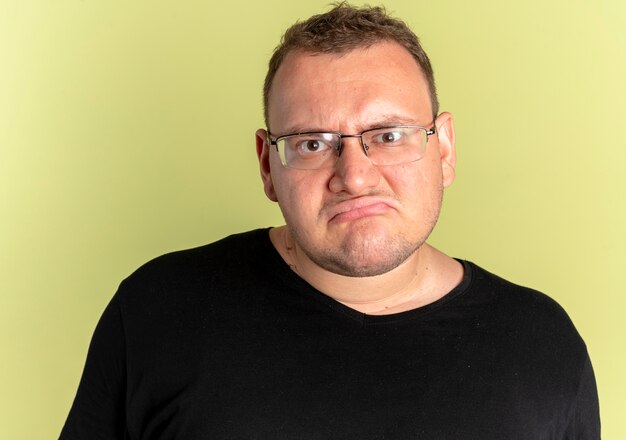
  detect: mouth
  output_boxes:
[327,197,395,223]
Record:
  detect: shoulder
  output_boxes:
[465,261,576,322]
[455,262,599,436]
[115,228,274,301]
[459,260,586,352]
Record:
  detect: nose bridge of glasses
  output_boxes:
[337,134,368,157]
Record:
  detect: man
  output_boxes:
[61,4,600,439]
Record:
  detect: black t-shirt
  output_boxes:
[60,229,600,439]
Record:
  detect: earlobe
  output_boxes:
[256,129,278,202]
[434,112,457,188]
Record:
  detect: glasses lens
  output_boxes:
[278,133,339,169]
[362,126,428,166]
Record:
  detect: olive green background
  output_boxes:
[1,0,624,438]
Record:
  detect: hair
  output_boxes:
[263,2,438,128]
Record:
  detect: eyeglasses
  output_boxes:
[268,125,436,170]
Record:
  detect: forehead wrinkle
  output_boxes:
[274,89,430,133]
[279,113,423,136]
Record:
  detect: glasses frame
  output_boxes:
[267,125,436,170]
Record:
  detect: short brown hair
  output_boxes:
[263,2,438,127]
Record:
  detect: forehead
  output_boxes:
[267,41,432,133]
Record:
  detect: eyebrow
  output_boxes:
[276,115,425,136]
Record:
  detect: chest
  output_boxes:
[123,306,571,439]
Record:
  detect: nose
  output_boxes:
[329,137,381,194]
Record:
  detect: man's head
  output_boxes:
[263,2,438,129]
[256,4,456,278]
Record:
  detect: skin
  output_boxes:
[256,41,462,315]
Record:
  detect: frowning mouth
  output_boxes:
[327,197,395,223]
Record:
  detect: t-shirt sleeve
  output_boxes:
[59,292,127,439]
[562,353,601,439]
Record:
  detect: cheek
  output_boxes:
[272,171,328,220]
[416,154,444,189]
[387,159,443,206]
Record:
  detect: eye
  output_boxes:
[373,129,405,145]
[291,136,333,155]
[297,139,328,153]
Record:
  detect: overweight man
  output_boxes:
[61,4,600,439]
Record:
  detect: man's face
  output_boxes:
[257,41,456,277]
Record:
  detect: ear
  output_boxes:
[256,128,278,202]
[434,112,456,188]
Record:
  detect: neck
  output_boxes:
[269,226,463,315]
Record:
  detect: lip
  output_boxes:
[327,196,396,223]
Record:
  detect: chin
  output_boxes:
[308,231,422,278]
